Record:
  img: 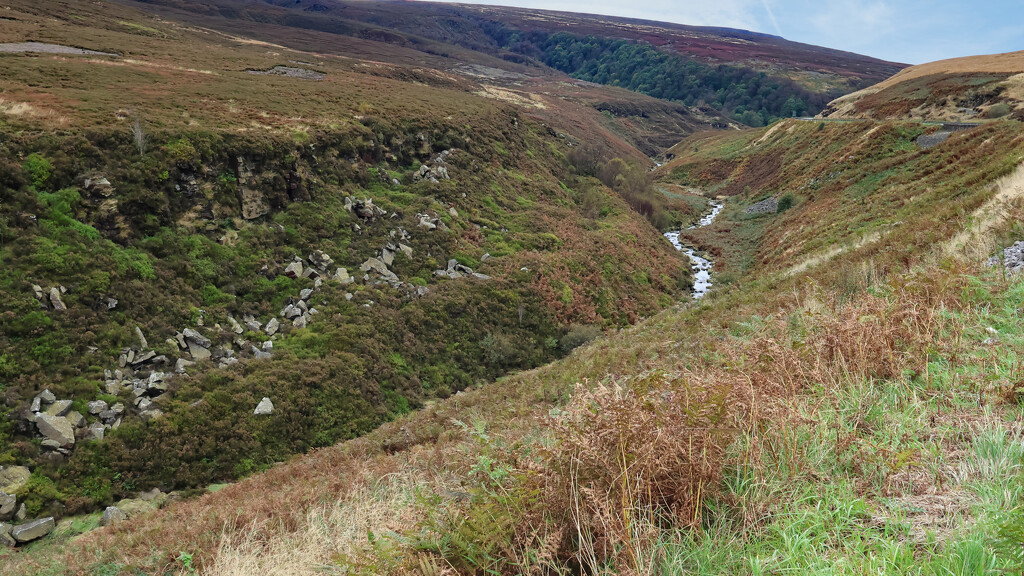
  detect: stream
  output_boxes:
[664,200,723,299]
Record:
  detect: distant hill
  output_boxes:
[121,0,905,127]
[822,50,1024,121]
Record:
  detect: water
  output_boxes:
[664,200,723,299]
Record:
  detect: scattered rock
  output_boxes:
[182,328,211,348]
[744,197,778,215]
[988,240,1024,274]
[48,287,66,311]
[332,267,353,285]
[134,327,148,349]
[252,346,272,360]
[174,358,195,374]
[0,492,15,520]
[0,523,14,548]
[307,250,334,270]
[38,389,56,404]
[45,399,72,417]
[66,411,84,428]
[284,261,304,278]
[299,288,314,300]
[11,517,54,543]
[228,316,244,334]
[35,414,75,447]
[0,467,31,494]
[254,397,274,415]
[84,423,105,442]
[265,317,280,335]
[100,506,127,526]
[399,243,413,258]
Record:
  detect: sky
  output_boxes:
[423,0,1024,64]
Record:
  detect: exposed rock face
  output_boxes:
[35,414,75,447]
[11,517,54,543]
[101,506,127,526]
[254,397,274,415]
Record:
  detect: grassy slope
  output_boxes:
[822,51,1024,121]
[0,0,696,527]
[7,114,1024,573]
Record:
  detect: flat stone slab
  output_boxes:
[0,42,116,56]
[11,517,54,543]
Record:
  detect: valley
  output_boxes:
[0,1,1023,574]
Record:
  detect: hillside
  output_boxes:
[5,41,1024,574]
[0,0,706,540]
[822,50,1024,121]
[117,0,905,126]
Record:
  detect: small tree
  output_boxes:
[130,112,148,157]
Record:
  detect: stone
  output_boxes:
[140,409,164,422]
[48,287,66,311]
[45,400,72,417]
[284,261,303,278]
[29,397,41,413]
[333,267,353,285]
[41,439,62,450]
[399,243,413,258]
[0,467,30,495]
[448,206,458,217]
[0,491,15,520]
[228,316,244,334]
[136,398,153,412]
[11,517,54,543]
[282,304,301,319]
[252,346,272,360]
[134,326,148,349]
[87,400,108,415]
[101,506,127,526]
[38,389,56,404]
[187,340,211,361]
[265,317,280,336]
[262,340,273,351]
[138,488,165,503]
[175,358,195,374]
[85,423,105,442]
[292,315,307,329]
[299,288,314,300]
[110,403,125,415]
[35,414,75,447]
[307,250,334,270]
[239,187,270,220]
[14,503,26,521]
[66,411,84,428]
[106,297,118,310]
[131,350,156,365]
[0,523,14,548]
[381,247,395,266]
[30,284,45,300]
[182,328,211,348]
[254,397,274,415]
[245,320,262,332]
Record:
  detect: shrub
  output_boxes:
[23,153,52,189]
[559,323,602,353]
[777,193,795,212]
[986,102,1012,119]
[544,375,736,570]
